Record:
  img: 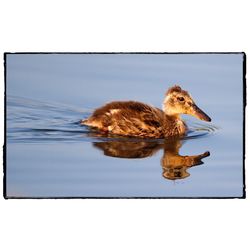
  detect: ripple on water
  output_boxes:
[185,122,219,140]
[7,96,218,144]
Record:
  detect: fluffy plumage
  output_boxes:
[81,85,211,138]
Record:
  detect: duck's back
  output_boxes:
[81,101,165,138]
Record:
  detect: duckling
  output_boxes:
[93,139,210,180]
[81,85,211,138]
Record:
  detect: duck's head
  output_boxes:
[163,85,211,122]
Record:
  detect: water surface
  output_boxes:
[5,53,244,198]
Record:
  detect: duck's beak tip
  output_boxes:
[203,116,211,122]
[191,104,211,122]
[200,114,211,122]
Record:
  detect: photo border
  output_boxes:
[3,52,246,199]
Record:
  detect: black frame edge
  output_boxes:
[242,52,246,198]
[3,53,7,199]
[3,52,246,199]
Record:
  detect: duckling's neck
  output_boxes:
[165,113,181,119]
[163,113,187,136]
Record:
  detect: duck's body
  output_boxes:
[82,101,187,138]
[81,85,211,138]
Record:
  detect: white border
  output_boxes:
[1,1,249,250]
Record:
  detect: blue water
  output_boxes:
[5,53,244,198]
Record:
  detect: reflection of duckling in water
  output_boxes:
[81,85,211,138]
[161,139,209,180]
[93,138,210,181]
[94,141,162,158]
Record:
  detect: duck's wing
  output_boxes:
[82,101,165,138]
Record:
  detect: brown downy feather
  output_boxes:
[166,85,188,96]
[81,85,211,138]
[81,100,186,138]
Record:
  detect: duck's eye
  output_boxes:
[177,97,185,102]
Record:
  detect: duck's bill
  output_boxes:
[191,104,211,122]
